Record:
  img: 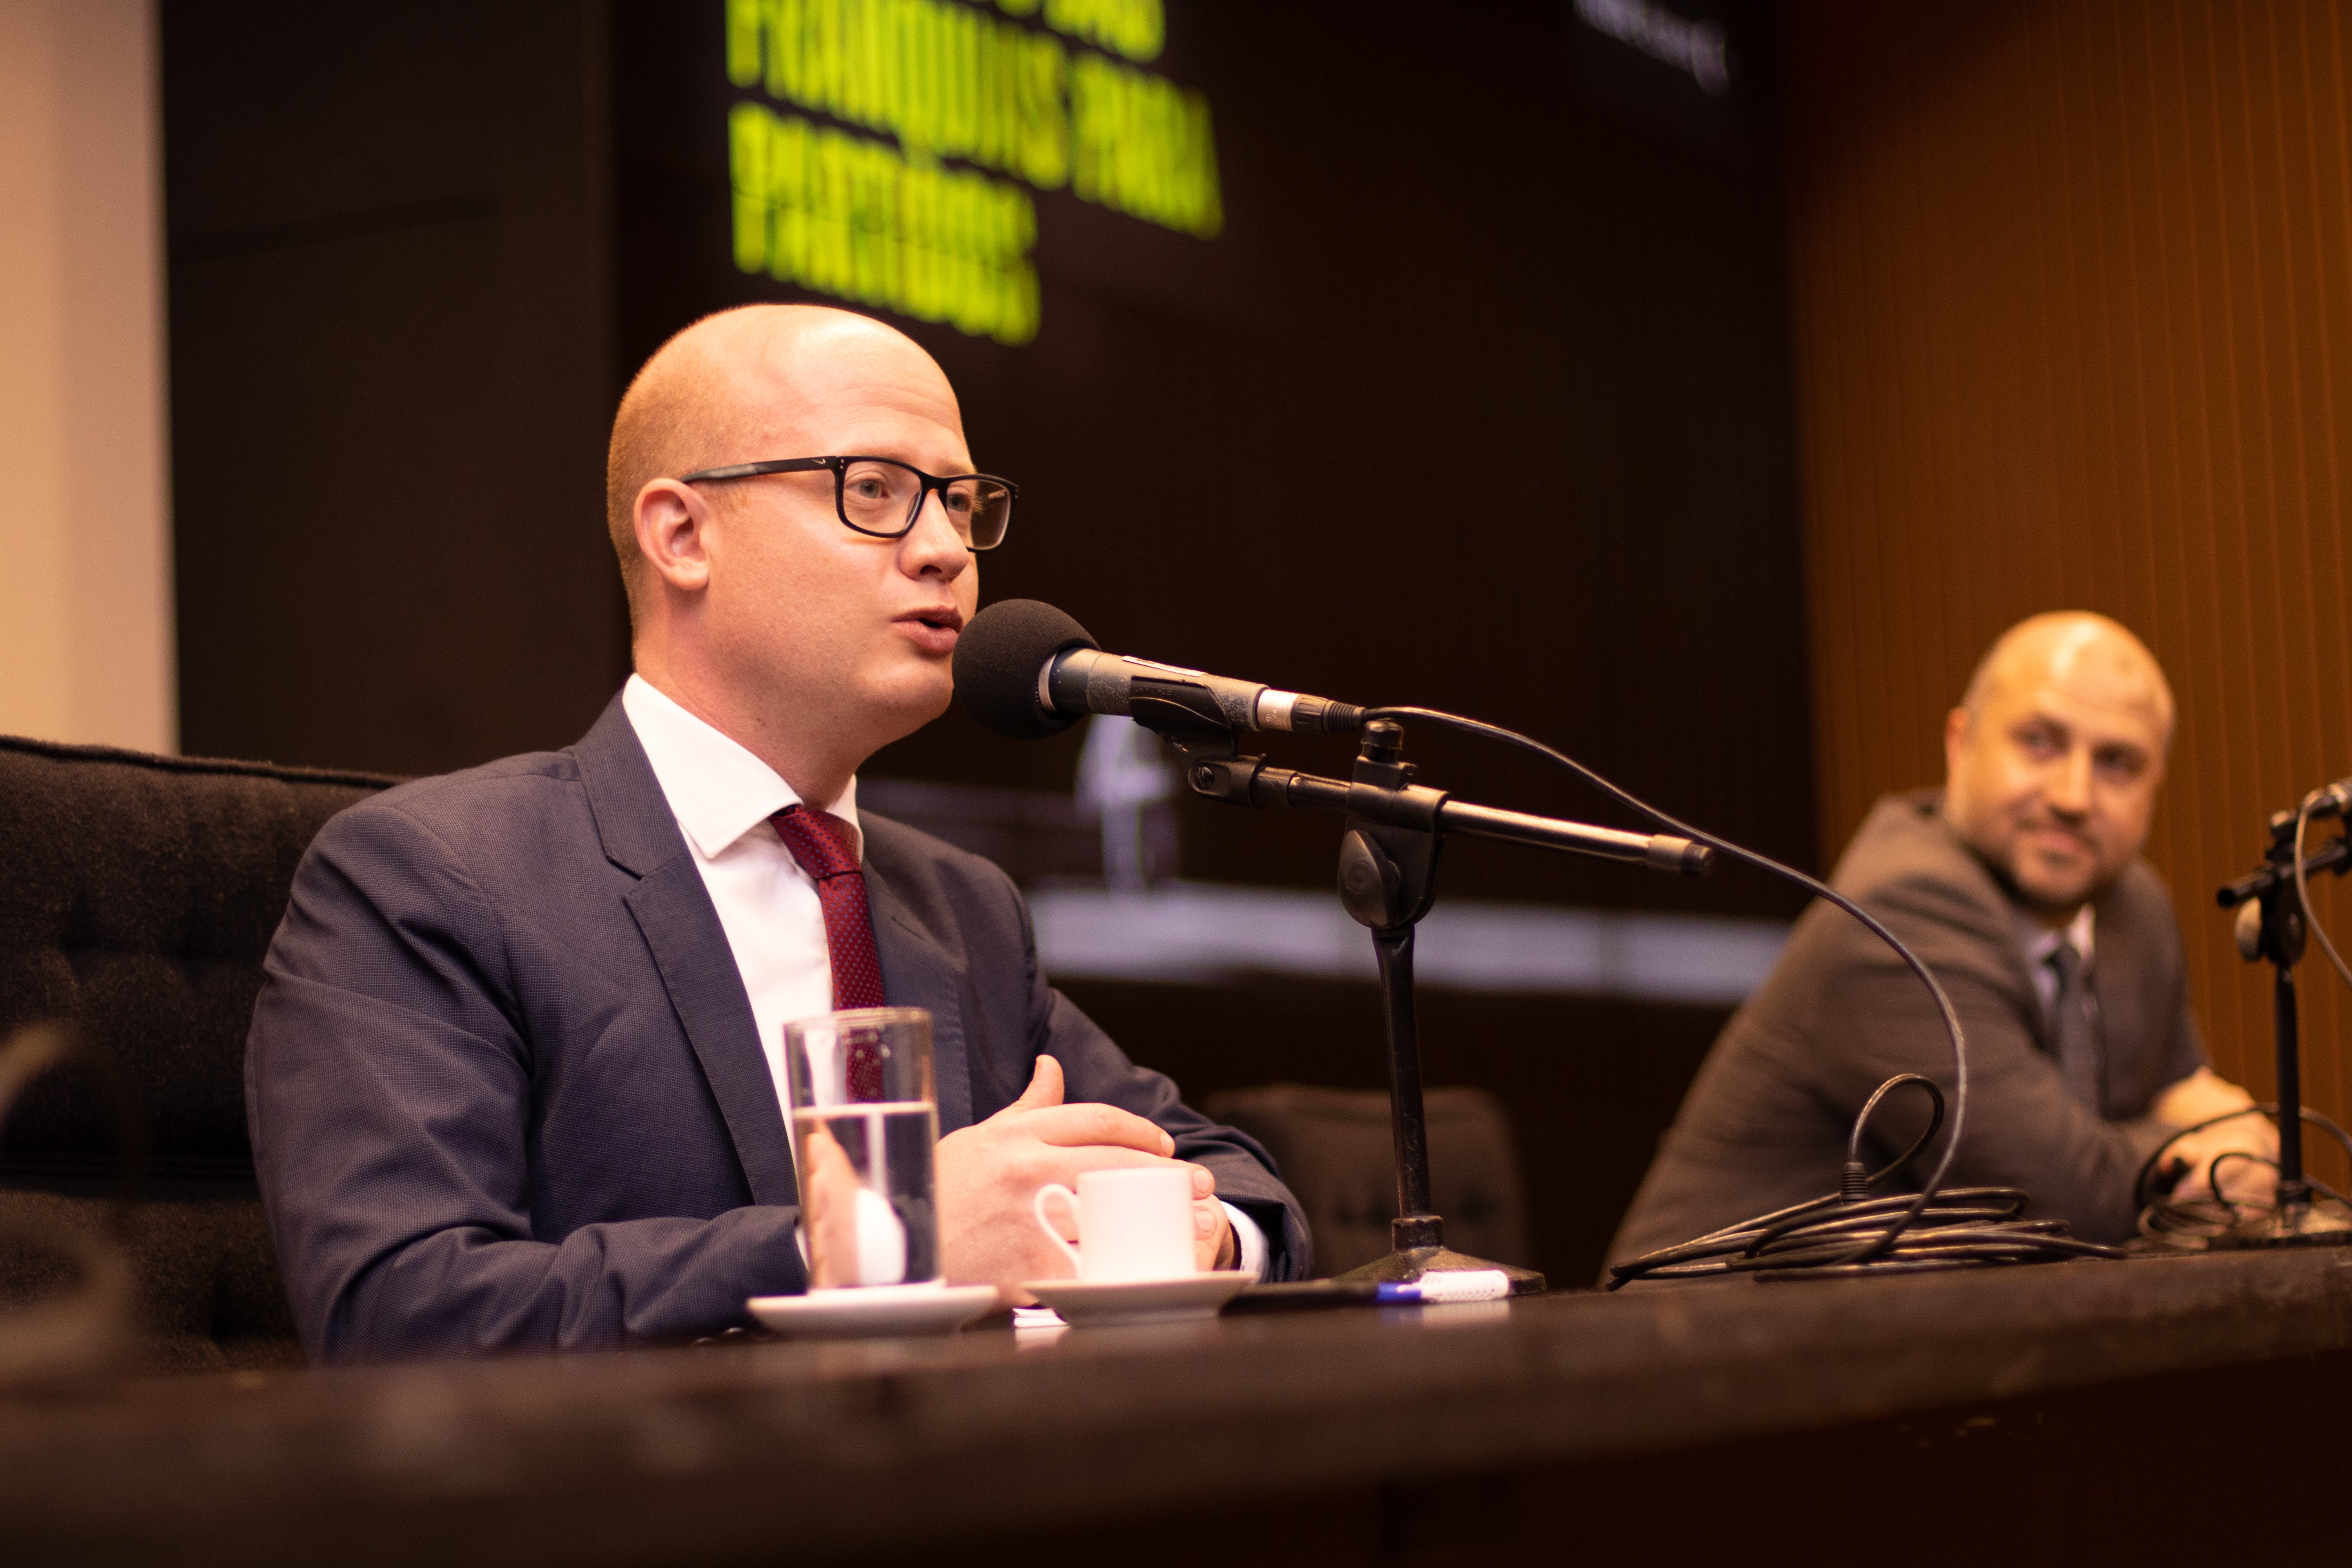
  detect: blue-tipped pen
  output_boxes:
[1371,1270,1511,1304]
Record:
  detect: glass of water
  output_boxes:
[782,1007,940,1289]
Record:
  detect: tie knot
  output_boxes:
[774,804,862,881]
[2046,938,2084,984]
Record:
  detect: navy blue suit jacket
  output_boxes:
[247,696,1308,1363]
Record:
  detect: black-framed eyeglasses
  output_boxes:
[676,456,1016,550]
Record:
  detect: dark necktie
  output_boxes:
[773,803,887,1098]
[2044,938,2104,1114]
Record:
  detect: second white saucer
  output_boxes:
[1020,1270,1255,1327]
[748,1281,1000,1339]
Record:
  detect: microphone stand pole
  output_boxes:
[1128,695,1713,1295]
[2215,807,2352,1248]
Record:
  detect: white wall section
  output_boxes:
[0,0,174,751]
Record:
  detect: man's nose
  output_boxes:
[2046,747,2093,816]
[899,490,972,580]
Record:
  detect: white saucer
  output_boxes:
[1020,1270,1254,1327]
[748,1281,1000,1339]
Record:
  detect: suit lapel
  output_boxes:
[576,694,799,1207]
[864,862,975,1134]
[625,864,799,1205]
[1902,796,2053,1046]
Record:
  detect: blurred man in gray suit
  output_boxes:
[1610,612,2272,1266]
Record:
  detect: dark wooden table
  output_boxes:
[8,1249,2352,1566]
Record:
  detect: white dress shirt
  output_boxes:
[624,675,853,1115]
[619,675,1268,1278]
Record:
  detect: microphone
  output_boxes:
[953,599,1365,741]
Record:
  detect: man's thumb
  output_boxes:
[1011,1054,1065,1110]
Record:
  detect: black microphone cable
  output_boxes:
[1356,706,2127,1283]
[2292,788,2352,996]
[2132,1102,2352,1249]
[1604,1076,2115,1281]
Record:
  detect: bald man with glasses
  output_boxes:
[247,305,1307,1362]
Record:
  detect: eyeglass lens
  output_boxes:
[840,459,1011,548]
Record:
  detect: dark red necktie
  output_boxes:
[773,803,887,1099]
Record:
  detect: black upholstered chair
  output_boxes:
[1205,1083,1534,1278]
[0,736,394,1371]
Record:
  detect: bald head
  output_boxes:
[1944,612,2174,921]
[611,302,980,809]
[604,305,959,613]
[1958,612,2174,748]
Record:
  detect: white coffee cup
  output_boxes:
[1032,1165,1197,1281]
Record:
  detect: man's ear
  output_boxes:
[634,479,714,595]
[1942,705,1973,781]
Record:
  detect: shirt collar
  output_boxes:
[2018,902,2096,971]
[621,674,860,861]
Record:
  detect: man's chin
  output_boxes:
[2010,860,2104,916]
[858,675,956,740]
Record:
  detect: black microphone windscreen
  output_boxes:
[954,599,1097,739]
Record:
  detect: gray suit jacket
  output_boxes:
[247,695,1308,1362]
[1607,790,2205,1266]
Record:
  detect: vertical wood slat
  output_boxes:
[1784,0,2352,1181]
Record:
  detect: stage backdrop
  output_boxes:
[612,0,1811,914]
[1784,0,2352,1187]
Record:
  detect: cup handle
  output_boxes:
[1031,1183,1083,1276]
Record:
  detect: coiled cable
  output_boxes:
[1607,1076,2123,1283]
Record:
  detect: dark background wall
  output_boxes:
[164,1,628,777]
[160,0,1813,1285]
[617,0,1815,916]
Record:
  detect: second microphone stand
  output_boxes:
[2214,803,2352,1248]
[1130,694,1712,1294]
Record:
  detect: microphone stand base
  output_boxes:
[2211,1198,2352,1250]
[1334,1245,1548,1296]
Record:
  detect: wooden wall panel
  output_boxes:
[1784,0,2352,1163]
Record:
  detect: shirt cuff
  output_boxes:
[1221,1200,1270,1280]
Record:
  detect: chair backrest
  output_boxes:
[1205,1083,1534,1278]
[0,736,396,1370]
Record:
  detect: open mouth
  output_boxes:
[896,608,965,649]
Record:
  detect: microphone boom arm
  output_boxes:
[1125,703,1710,1297]
[1159,730,1713,878]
